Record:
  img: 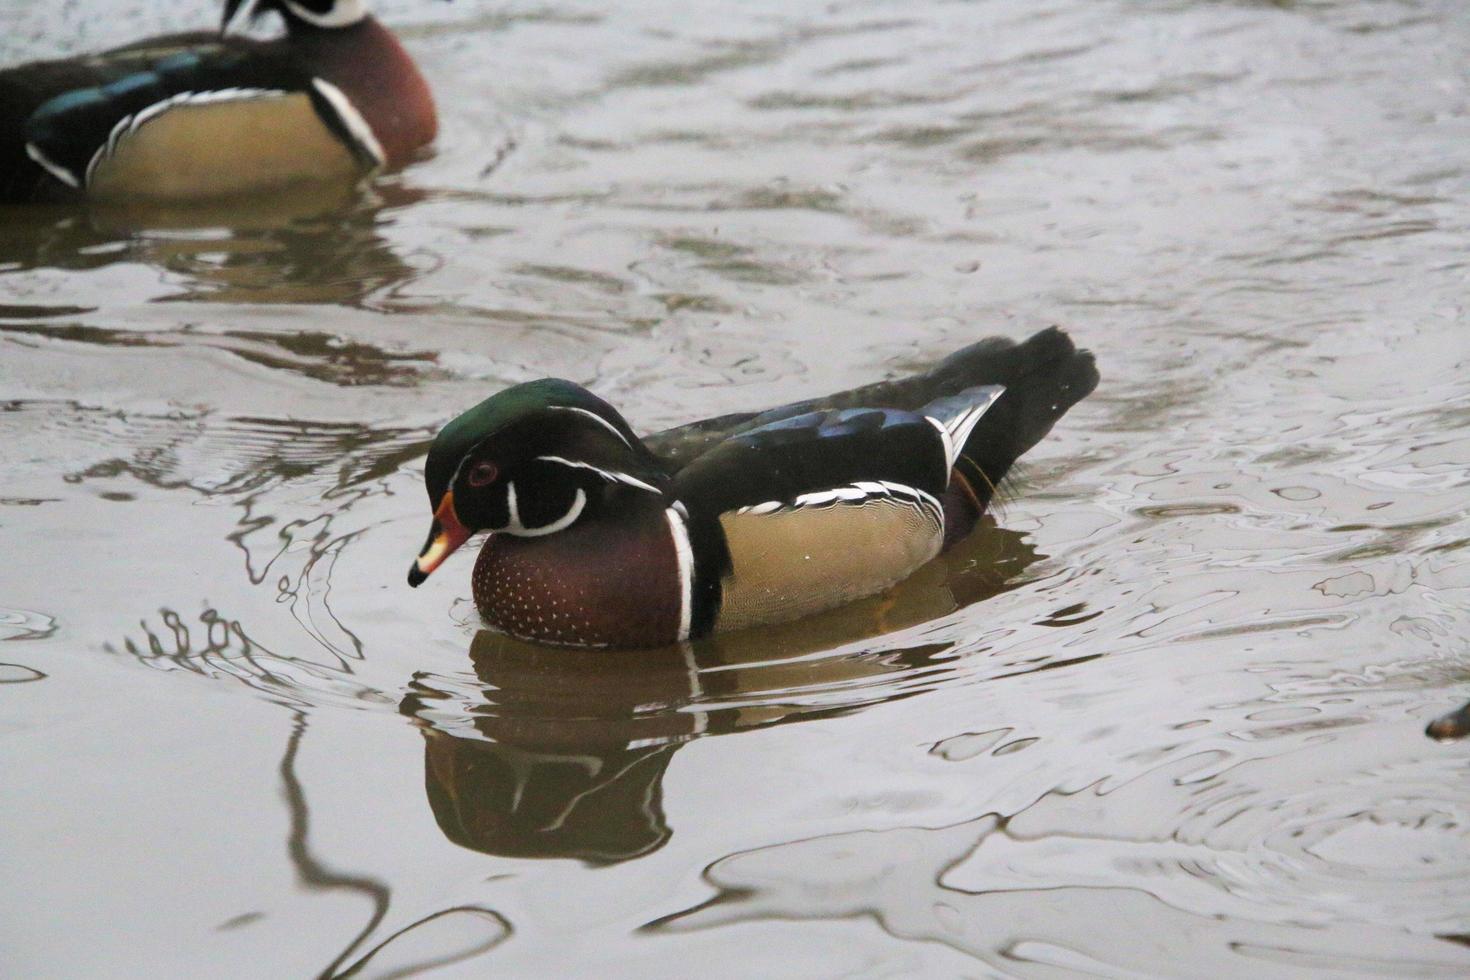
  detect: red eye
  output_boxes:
[468,461,498,487]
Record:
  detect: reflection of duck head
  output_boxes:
[402,523,1038,864]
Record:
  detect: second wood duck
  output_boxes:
[0,0,436,202]
[409,328,1098,648]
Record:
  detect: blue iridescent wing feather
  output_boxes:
[672,406,952,520]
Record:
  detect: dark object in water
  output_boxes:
[1426,701,1470,741]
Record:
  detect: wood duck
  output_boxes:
[0,0,436,202]
[408,327,1099,648]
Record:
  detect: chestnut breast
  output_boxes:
[472,499,685,648]
[295,17,437,169]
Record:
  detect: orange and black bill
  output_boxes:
[408,491,471,587]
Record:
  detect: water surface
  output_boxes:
[3,0,1470,975]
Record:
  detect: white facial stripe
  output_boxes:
[503,481,587,537]
[548,406,634,449]
[533,455,662,494]
[664,506,694,642]
[280,0,368,28]
[310,78,386,168]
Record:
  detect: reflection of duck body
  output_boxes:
[0,0,435,202]
[408,327,1097,648]
[0,181,427,311]
[414,636,700,865]
[407,531,1037,863]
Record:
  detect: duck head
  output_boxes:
[223,0,370,31]
[408,380,669,587]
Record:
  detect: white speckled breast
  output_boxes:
[471,498,684,648]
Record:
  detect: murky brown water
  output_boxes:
[4,0,1470,975]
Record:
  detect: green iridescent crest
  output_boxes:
[424,379,639,505]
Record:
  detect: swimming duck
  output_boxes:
[409,327,1098,648]
[0,0,436,202]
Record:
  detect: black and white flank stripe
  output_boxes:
[736,479,944,523]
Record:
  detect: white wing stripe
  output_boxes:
[925,386,1005,470]
[927,416,957,471]
[735,480,943,520]
[25,143,80,188]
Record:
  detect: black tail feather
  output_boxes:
[647,327,1098,475]
[947,328,1099,508]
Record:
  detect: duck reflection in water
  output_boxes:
[0,179,428,308]
[400,524,1038,864]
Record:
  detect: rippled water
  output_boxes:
[4,0,1470,975]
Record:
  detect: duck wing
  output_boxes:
[671,406,963,635]
[672,406,953,521]
[645,326,1096,473]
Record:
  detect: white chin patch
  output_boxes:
[279,0,368,28]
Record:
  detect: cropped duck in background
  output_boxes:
[1427,701,1470,741]
[408,328,1098,649]
[0,0,436,202]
